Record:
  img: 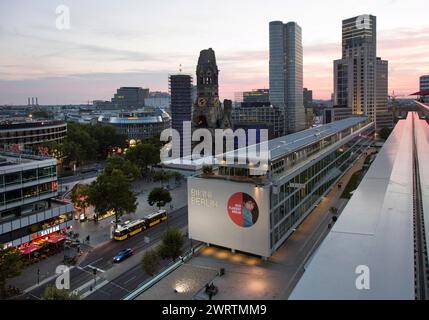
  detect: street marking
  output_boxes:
[123,275,137,285]
[80,280,109,299]
[83,257,103,267]
[86,265,105,273]
[72,276,103,294]
[23,266,75,293]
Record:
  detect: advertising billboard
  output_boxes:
[188,176,271,257]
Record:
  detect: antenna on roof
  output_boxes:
[179,64,182,73]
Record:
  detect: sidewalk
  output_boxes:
[133,149,375,300]
[6,244,90,292]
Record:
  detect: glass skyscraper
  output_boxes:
[269,21,306,134]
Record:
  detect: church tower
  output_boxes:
[192,48,231,131]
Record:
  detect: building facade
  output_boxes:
[0,120,67,149]
[303,88,313,108]
[323,107,353,124]
[375,58,393,128]
[169,74,193,157]
[97,107,171,141]
[0,153,73,248]
[243,89,270,104]
[188,116,374,258]
[333,15,390,130]
[232,104,285,139]
[112,87,149,109]
[420,75,429,103]
[269,21,306,134]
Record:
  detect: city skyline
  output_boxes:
[1,0,428,104]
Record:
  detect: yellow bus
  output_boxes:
[113,210,168,241]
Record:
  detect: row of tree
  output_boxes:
[72,156,181,225]
[43,122,127,167]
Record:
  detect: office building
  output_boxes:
[0,152,73,248]
[269,21,306,133]
[145,91,171,109]
[232,104,285,139]
[323,107,353,124]
[112,87,149,109]
[420,75,429,103]
[303,88,313,108]
[169,74,193,157]
[375,58,393,128]
[242,89,270,104]
[333,15,390,130]
[0,120,67,149]
[188,116,374,258]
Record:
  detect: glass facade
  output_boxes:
[0,165,57,208]
[269,129,372,249]
[214,117,374,254]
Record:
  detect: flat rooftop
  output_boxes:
[0,152,55,169]
[162,116,370,168]
[290,113,422,299]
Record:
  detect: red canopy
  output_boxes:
[48,235,68,244]
[20,244,42,255]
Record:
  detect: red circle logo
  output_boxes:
[227,192,259,228]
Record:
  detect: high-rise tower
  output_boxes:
[333,15,390,128]
[269,21,306,133]
[169,74,193,157]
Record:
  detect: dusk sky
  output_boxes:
[1,0,428,105]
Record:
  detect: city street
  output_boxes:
[18,205,189,300]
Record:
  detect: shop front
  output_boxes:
[18,224,72,264]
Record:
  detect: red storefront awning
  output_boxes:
[48,235,68,244]
[20,244,42,255]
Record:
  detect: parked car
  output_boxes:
[113,248,133,263]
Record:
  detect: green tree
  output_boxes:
[125,143,160,173]
[41,285,80,300]
[87,124,127,159]
[104,155,140,181]
[88,169,137,225]
[152,170,172,187]
[71,184,91,217]
[65,123,98,164]
[157,227,184,261]
[141,249,161,276]
[148,187,172,210]
[202,165,213,175]
[0,246,24,299]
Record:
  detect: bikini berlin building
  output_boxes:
[188,116,374,258]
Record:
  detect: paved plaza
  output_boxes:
[135,149,375,300]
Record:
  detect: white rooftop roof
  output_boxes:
[290,112,419,300]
